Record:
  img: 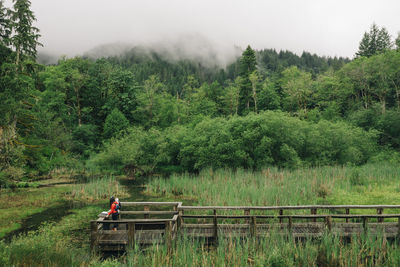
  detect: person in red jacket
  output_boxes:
[107,198,120,231]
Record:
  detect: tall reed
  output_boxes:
[71,175,129,202]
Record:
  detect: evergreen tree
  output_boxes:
[356,23,392,57]
[103,108,129,139]
[9,0,42,67]
[0,0,11,45]
[238,45,256,115]
[395,33,400,50]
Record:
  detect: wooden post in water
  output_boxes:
[128,223,135,250]
[377,208,383,223]
[213,209,218,241]
[250,216,256,238]
[144,205,150,219]
[90,221,98,253]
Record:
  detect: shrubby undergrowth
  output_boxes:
[90,111,377,175]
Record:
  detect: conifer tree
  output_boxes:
[10,0,42,66]
[0,0,11,45]
[238,45,256,115]
[356,23,392,57]
[395,33,400,50]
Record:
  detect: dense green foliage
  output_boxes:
[90,112,377,174]
[0,4,399,182]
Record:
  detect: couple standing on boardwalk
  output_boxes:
[106,196,121,231]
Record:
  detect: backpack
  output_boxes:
[115,202,121,214]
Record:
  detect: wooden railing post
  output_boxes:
[90,221,98,253]
[345,208,350,223]
[377,208,383,223]
[244,209,250,223]
[397,217,400,238]
[165,221,172,254]
[213,209,218,241]
[362,217,368,235]
[311,208,317,223]
[178,210,184,228]
[325,216,332,232]
[279,209,283,223]
[288,216,292,234]
[144,205,150,219]
[128,223,135,250]
[250,216,256,238]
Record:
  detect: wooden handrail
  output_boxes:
[179,205,400,210]
[120,211,178,215]
[120,202,182,206]
[92,218,178,224]
[181,214,400,219]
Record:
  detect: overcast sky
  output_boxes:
[17,0,400,59]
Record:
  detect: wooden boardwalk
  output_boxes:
[91,202,400,252]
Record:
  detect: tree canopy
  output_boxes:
[1,8,400,183]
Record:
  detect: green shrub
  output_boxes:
[103,108,129,139]
[72,124,99,157]
[0,171,9,188]
[91,111,378,174]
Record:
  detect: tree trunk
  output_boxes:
[380,97,386,114]
[74,86,82,126]
[15,46,20,71]
[253,89,257,113]
[176,91,180,123]
[397,90,400,110]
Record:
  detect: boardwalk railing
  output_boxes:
[91,203,400,252]
[91,202,181,252]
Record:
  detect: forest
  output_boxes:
[1,7,400,181]
[2,0,400,266]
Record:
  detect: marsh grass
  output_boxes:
[70,175,129,202]
[147,163,400,209]
[93,231,400,266]
[0,205,101,267]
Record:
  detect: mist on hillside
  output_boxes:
[37,34,243,67]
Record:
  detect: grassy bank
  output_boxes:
[146,163,400,207]
[0,173,129,239]
[0,173,131,266]
[0,205,102,266]
[0,181,71,239]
